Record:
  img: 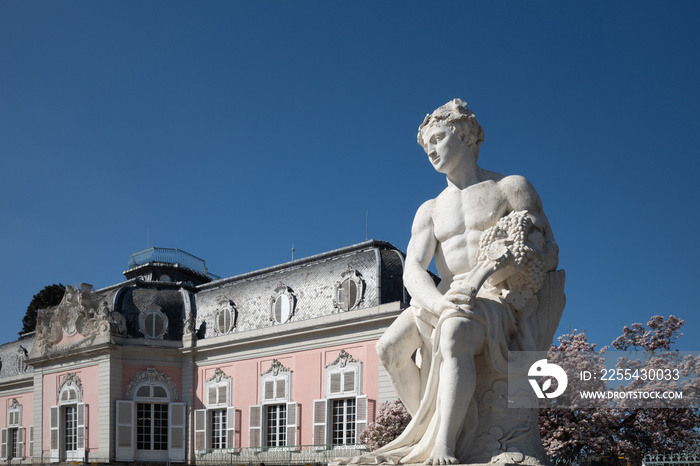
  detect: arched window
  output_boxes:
[49,374,86,463]
[116,368,185,463]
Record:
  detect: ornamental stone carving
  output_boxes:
[126,367,179,401]
[326,349,361,369]
[33,285,127,356]
[57,373,83,403]
[15,346,27,374]
[206,367,232,384]
[261,359,292,377]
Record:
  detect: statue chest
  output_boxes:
[433,184,507,241]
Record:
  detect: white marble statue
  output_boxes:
[339,99,565,466]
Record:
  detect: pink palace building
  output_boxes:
[0,240,407,464]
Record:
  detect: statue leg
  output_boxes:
[427,317,486,465]
[376,308,424,416]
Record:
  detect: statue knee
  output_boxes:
[376,338,394,367]
[440,319,484,357]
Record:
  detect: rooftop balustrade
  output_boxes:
[128,247,221,280]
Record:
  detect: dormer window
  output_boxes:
[215,299,237,335]
[270,286,296,324]
[139,304,168,339]
[334,269,365,312]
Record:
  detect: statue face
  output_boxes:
[422,123,470,174]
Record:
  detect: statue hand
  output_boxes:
[444,282,477,309]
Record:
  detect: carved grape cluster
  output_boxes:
[478,211,545,294]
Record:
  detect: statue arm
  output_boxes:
[500,175,559,272]
[403,201,457,317]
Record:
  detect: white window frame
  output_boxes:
[195,369,236,452]
[313,351,368,447]
[116,368,184,463]
[249,360,297,449]
[1,400,24,460]
[50,375,86,463]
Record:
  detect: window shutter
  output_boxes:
[248,405,262,448]
[356,395,368,442]
[145,313,155,337]
[285,402,298,449]
[227,406,236,449]
[168,402,186,462]
[349,280,358,306]
[217,310,226,333]
[1,428,7,460]
[29,426,33,459]
[115,400,135,462]
[312,399,328,449]
[343,369,356,393]
[194,409,207,452]
[274,297,283,323]
[49,405,59,462]
[18,427,25,459]
[329,372,342,395]
[77,403,87,457]
[18,405,23,426]
[218,384,228,405]
[208,386,218,406]
[263,380,274,402]
[275,378,287,401]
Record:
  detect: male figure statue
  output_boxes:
[374,99,560,465]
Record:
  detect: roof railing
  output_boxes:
[128,247,220,280]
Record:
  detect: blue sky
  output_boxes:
[1,1,699,350]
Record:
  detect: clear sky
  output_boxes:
[1,1,699,350]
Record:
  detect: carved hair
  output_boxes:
[417,98,485,160]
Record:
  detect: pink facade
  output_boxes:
[42,366,100,454]
[0,241,406,463]
[195,340,381,447]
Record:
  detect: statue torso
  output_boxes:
[432,178,509,282]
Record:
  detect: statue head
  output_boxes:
[417,98,485,160]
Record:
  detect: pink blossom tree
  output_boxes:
[359,400,412,451]
[541,316,700,465]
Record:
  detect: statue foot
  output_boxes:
[424,445,459,465]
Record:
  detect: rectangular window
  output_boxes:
[65,406,77,451]
[266,404,287,447]
[137,403,169,451]
[211,410,227,449]
[332,398,356,445]
[9,428,18,459]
